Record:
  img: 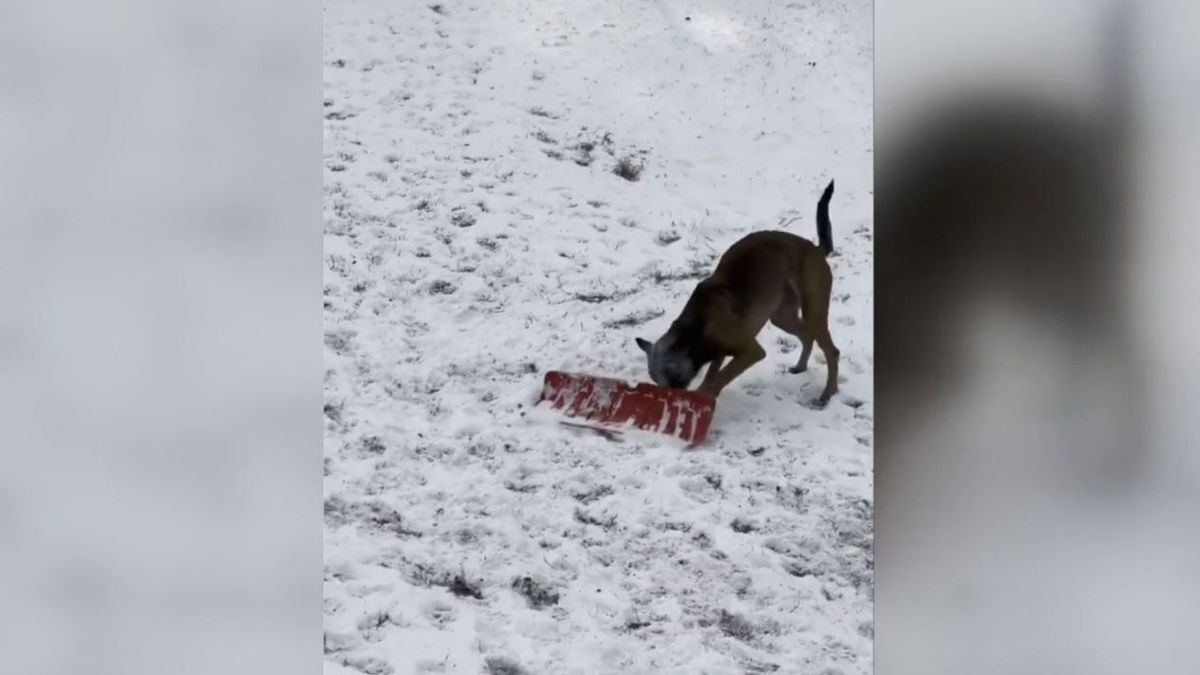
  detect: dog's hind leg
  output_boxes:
[770,304,814,373]
[801,266,839,406]
[812,325,840,406]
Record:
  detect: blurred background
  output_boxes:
[876,0,1200,672]
[0,1,321,673]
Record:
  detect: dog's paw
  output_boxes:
[787,364,807,374]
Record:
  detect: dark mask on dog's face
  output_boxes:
[636,336,699,389]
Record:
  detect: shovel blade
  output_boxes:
[537,371,716,446]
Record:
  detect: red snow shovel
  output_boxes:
[537,371,716,446]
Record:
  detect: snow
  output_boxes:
[324,0,872,672]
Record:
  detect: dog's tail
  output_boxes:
[816,179,834,256]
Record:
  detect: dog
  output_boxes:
[636,180,839,405]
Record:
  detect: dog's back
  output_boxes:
[712,231,819,282]
[708,179,835,313]
[668,235,799,334]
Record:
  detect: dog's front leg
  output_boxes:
[698,343,765,397]
[699,356,726,391]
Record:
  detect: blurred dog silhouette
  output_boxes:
[876,4,1144,488]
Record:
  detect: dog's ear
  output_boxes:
[635,337,652,354]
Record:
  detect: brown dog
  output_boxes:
[636,180,839,405]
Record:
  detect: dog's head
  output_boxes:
[636,335,701,389]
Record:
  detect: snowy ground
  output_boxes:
[323,0,872,673]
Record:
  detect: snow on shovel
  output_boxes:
[537,371,716,446]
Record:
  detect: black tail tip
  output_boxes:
[822,179,835,196]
